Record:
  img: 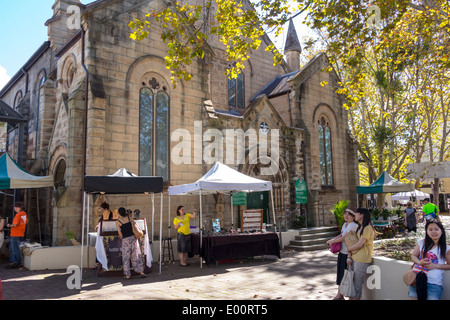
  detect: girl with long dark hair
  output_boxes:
[115,207,147,279]
[409,219,450,300]
[326,207,358,300]
[346,208,376,300]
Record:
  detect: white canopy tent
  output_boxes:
[391,189,430,201]
[168,162,275,268]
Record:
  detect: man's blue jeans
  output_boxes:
[9,236,22,265]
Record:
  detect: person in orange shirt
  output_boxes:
[6,202,28,268]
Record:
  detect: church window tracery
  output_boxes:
[318,116,333,187]
[139,76,169,181]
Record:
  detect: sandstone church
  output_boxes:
[0,0,359,246]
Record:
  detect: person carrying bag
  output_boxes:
[340,265,356,297]
[407,219,450,300]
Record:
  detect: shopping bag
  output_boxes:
[339,266,356,297]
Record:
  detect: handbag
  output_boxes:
[330,236,342,254]
[403,264,417,286]
[345,230,359,248]
[131,217,144,239]
[403,247,427,287]
[339,265,356,297]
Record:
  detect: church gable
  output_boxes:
[241,95,286,132]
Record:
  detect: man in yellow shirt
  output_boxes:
[174,206,197,266]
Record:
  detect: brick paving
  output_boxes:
[1,215,448,301]
[0,249,338,300]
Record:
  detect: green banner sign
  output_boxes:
[295,179,307,204]
[232,192,247,206]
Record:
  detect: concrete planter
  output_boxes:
[362,255,450,300]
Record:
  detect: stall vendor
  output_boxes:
[173,206,197,267]
[95,202,119,231]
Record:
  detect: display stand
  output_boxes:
[241,209,263,232]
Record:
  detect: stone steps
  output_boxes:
[284,226,340,252]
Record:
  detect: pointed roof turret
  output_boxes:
[284,20,302,53]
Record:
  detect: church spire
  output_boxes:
[284,20,301,71]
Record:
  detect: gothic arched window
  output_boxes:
[318,117,333,187]
[36,73,46,156]
[139,77,169,181]
[228,72,245,109]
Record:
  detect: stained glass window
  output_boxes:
[139,88,153,177]
[318,117,333,186]
[228,73,245,108]
[139,83,170,181]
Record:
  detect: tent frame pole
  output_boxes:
[86,193,90,270]
[200,189,203,269]
[81,192,86,280]
[230,192,234,229]
[168,194,171,238]
[152,193,155,250]
[270,190,276,232]
[159,192,163,275]
[36,189,42,244]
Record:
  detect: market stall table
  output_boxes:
[95,219,152,277]
[190,232,281,265]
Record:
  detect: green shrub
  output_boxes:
[331,200,350,230]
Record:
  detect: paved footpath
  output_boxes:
[0,249,338,300]
[3,215,447,301]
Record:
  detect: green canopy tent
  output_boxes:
[0,153,54,189]
[357,171,414,194]
[0,152,54,243]
[357,171,414,207]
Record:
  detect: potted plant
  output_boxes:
[331,200,349,230]
[371,208,380,221]
[381,209,390,220]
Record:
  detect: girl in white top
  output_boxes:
[409,219,450,300]
[326,207,359,300]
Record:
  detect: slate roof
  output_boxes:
[249,70,298,102]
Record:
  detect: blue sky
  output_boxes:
[0,1,54,89]
[0,0,311,91]
[0,1,93,91]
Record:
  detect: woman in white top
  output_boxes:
[326,207,359,300]
[409,219,450,300]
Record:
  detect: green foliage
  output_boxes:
[128,0,450,185]
[65,230,75,240]
[331,200,349,230]
[371,208,380,219]
[381,208,390,220]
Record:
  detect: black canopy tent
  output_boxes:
[84,175,163,194]
[81,169,164,278]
